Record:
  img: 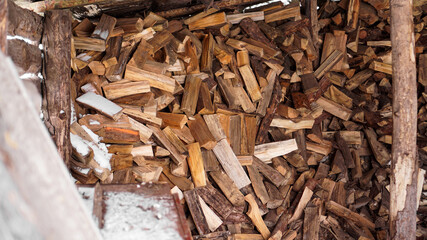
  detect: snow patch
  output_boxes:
[101,192,183,240]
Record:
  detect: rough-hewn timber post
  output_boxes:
[390,0,418,238]
[42,10,72,167]
[0,0,6,54]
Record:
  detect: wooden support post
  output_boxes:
[0,52,101,239]
[42,10,72,167]
[0,0,6,54]
[390,0,418,238]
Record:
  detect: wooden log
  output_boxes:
[264,3,300,23]
[42,10,72,167]
[209,170,245,208]
[316,97,352,121]
[239,65,262,102]
[247,165,270,204]
[226,38,264,58]
[188,114,217,150]
[252,157,287,187]
[227,12,264,24]
[256,80,282,144]
[212,139,251,189]
[364,127,390,166]
[102,81,150,100]
[125,65,176,93]
[270,118,315,130]
[91,14,116,40]
[187,142,207,187]
[303,203,320,240]
[314,49,343,79]
[198,196,223,232]
[7,0,43,42]
[0,0,6,54]
[390,0,418,236]
[181,76,202,116]
[244,194,270,239]
[147,125,186,165]
[76,92,123,121]
[96,127,139,144]
[325,201,375,230]
[254,139,298,162]
[188,12,227,31]
[239,17,275,49]
[184,189,210,235]
[158,112,188,129]
[0,51,101,239]
[196,184,234,219]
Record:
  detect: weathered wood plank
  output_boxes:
[0,51,101,239]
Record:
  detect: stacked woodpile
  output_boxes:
[52,0,427,239]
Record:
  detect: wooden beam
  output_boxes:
[42,10,72,167]
[0,0,6,54]
[0,51,101,239]
[390,0,418,237]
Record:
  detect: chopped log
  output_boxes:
[316,97,352,121]
[196,184,234,219]
[147,125,186,165]
[364,127,390,166]
[184,189,210,235]
[188,12,227,31]
[91,14,116,40]
[76,92,123,121]
[42,10,72,167]
[73,37,106,51]
[125,65,176,93]
[244,194,271,239]
[212,139,251,189]
[181,76,202,116]
[187,142,207,187]
[239,64,262,102]
[325,201,375,230]
[226,38,264,58]
[198,196,223,232]
[247,165,270,204]
[102,81,150,100]
[158,112,188,129]
[303,203,320,240]
[264,3,300,23]
[254,139,298,162]
[209,170,245,208]
[96,127,139,144]
[314,49,343,79]
[227,12,264,24]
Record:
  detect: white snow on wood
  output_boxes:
[89,119,100,125]
[82,125,101,143]
[101,192,183,240]
[76,92,122,118]
[72,127,112,170]
[77,187,95,217]
[70,133,91,156]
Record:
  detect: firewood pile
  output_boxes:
[66,0,427,239]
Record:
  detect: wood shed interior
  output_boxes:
[0,0,426,239]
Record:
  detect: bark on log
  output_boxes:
[0,0,6,54]
[42,10,72,167]
[390,0,419,238]
[0,51,101,240]
[7,0,43,42]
